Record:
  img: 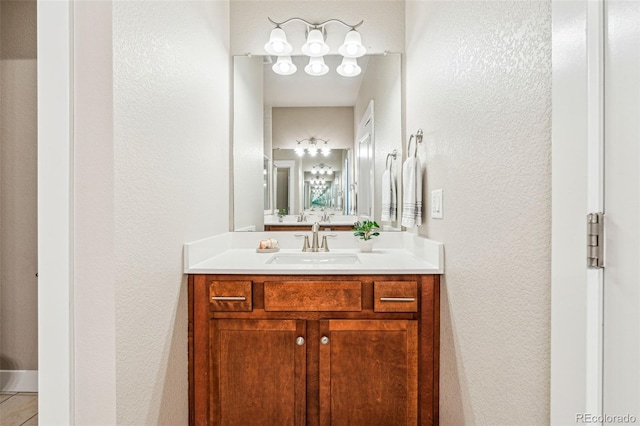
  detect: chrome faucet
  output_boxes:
[297,211,306,222]
[320,210,331,222]
[296,222,336,252]
[310,222,320,251]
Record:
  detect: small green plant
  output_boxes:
[277,208,287,218]
[352,220,380,241]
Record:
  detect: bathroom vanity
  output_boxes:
[185,232,443,425]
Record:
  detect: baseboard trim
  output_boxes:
[0,370,38,392]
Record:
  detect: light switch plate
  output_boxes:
[431,189,443,219]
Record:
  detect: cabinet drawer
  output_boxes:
[264,281,362,311]
[209,281,252,311]
[374,281,418,312]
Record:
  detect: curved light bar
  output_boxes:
[338,30,367,58]
[272,56,297,75]
[264,27,293,55]
[336,57,361,77]
[304,57,329,76]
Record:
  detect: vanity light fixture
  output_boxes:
[338,29,367,58]
[321,140,331,156]
[301,28,330,57]
[296,137,329,156]
[311,163,332,175]
[264,27,293,56]
[265,17,365,77]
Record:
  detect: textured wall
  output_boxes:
[0,0,38,373]
[113,1,230,424]
[354,53,402,227]
[405,1,551,423]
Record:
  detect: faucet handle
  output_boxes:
[319,234,338,252]
[294,234,311,252]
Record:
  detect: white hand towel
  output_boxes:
[401,157,422,227]
[380,169,397,222]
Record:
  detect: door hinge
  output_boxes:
[587,212,605,269]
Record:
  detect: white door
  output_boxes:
[603,0,640,419]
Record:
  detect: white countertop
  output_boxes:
[184,232,443,275]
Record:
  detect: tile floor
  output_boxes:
[0,392,37,426]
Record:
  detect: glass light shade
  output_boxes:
[272,56,297,75]
[336,57,362,77]
[311,166,317,174]
[295,146,305,156]
[304,57,329,76]
[338,30,367,58]
[264,28,293,55]
[308,146,318,156]
[301,29,330,57]
[326,167,333,175]
[321,142,331,156]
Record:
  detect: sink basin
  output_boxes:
[266,253,360,265]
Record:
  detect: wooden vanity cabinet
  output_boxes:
[189,274,440,426]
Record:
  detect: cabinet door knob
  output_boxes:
[320,336,330,345]
[296,336,305,346]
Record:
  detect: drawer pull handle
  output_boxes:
[296,337,305,346]
[320,336,330,345]
[379,297,416,302]
[211,296,246,301]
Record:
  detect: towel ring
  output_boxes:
[407,129,424,158]
[385,150,397,170]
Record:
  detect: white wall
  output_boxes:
[233,56,264,231]
[405,1,551,424]
[354,54,402,227]
[0,0,38,377]
[112,1,230,424]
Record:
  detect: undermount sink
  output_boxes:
[266,253,361,265]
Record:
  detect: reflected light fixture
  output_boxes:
[296,137,329,156]
[305,57,329,76]
[337,57,362,77]
[272,56,297,75]
[321,140,331,156]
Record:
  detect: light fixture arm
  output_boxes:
[268,17,364,30]
[296,137,329,144]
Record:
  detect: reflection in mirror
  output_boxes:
[263,156,271,212]
[232,53,402,231]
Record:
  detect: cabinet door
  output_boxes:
[319,320,418,426]
[210,319,306,426]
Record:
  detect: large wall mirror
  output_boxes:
[233,53,402,231]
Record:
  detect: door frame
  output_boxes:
[37,1,75,424]
[551,0,604,423]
